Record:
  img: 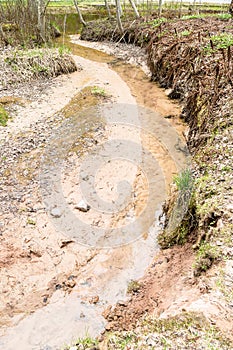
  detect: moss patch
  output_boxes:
[61,85,109,119]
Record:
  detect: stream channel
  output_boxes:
[0,37,189,350]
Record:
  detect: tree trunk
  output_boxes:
[119,1,123,17]
[28,0,37,21]
[73,0,86,26]
[36,0,50,42]
[115,0,123,33]
[129,0,140,18]
[37,0,44,41]
[179,0,183,18]
[230,0,233,15]
[104,0,111,19]
[158,0,163,17]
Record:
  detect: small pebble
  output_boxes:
[74,200,90,212]
[50,207,62,218]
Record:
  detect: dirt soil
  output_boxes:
[103,245,233,337]
[103,244,198,330]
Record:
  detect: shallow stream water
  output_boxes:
[0,38,189,350]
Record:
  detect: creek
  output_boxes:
[0,35,188,350]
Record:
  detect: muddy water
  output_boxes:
[0,41,188,350]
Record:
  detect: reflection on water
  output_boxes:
[48,13,102,35]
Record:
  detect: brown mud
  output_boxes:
[103,244,197,332]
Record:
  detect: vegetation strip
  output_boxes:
[0,47,77,87]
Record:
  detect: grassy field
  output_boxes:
[49,0,73,5]
[48,0,229,8]
[49,0,102,6]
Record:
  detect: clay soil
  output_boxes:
[103,244,198,331]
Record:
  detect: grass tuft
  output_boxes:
[91,86,107,97]
[0,104,9,126]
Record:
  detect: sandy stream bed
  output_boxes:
[0,38,223,350]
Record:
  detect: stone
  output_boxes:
[226,203,233,212]
[117,300,128,307]
[89,295,99,304]
[165,88,172,96]
[216,218,224,229]
[66,280,76,289]
[105,324,111,331]
[59,239,74,248]
[50,207,62,218]
[82,175,89,181]
[74,200,90,212]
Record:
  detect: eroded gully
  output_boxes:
[0,39,188,350]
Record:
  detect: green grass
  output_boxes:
[105,312,232,349]
[204,33,233,54]
[58,45,71,55]
[174,168,194,193]
[181,14,206,20]
[217,13,232,21]
[27,218,36,226]
[91,86,107,97]
[194,242,220,275]
[48,0,106,6]
[180,30,191,36]
[127,280,141,294]
[49,0,74,7]
[157,168,195,248]
[0,105,9,126]
[150,17,167,28]
[63,335,99,349]
[211,33,233,49]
